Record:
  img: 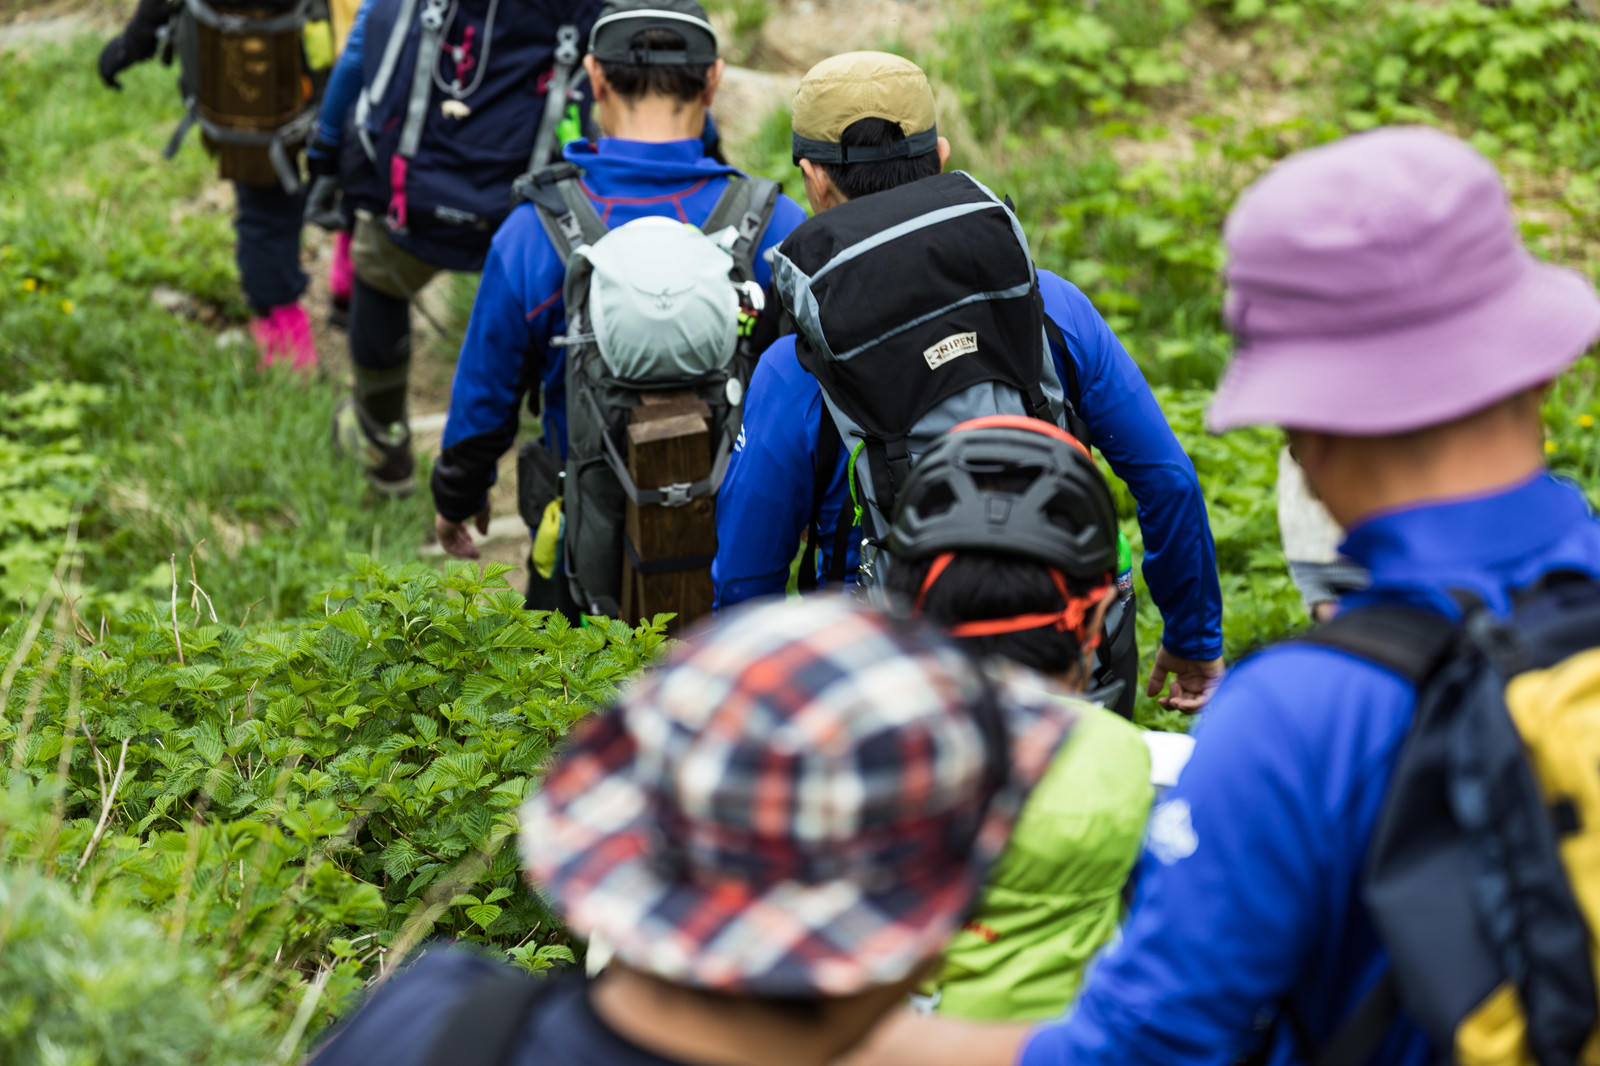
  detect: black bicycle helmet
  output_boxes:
[887,415,1120,582]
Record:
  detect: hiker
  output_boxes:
[844,126,1600,1066]
[305,596,1076,1066]
[1278,449,1368,622]
[97,0,325,370]
[884,415,1167,1019]
[710,52,1225,715]
[429,0,806,620]
[320,0,605,496]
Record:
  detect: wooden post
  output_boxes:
[623,392,716,632]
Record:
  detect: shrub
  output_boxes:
[0,868,283,1066]
[0,557,670,1050]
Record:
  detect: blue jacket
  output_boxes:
[1021,473,1600,1066]
[711,270,1224,661]
[431,137,807,522]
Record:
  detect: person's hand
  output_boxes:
[435,506,490,560]
[97,36,134,90]
[304,174,343,230]
[1146,645,1225,713]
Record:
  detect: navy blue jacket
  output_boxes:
[431,137,807,522]
[711,270,1224,661]
[1022,474,1600,1066]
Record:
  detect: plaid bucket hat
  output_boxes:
[520,596,1076,996]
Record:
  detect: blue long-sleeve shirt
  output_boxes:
[711,270,1224,661]
[310,0,370,151]
[1021,472,1600,1066]
[430,136,807,522]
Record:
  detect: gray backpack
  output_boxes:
[523,165,780,618]
[770,170,1069,591]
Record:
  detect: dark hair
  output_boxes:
[820,118,942,200]
[598,28,712,104]
[886,551,1090,676]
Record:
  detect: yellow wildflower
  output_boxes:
[1581,414,1595,429]
[22,277,36,292]
[1545,439,1558,455]
[59,300,74,315]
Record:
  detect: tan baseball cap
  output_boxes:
[791,52,939,165]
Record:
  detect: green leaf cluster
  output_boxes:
[0,869,282,1066]
[0,382,104,605]
[0,557,670,1054]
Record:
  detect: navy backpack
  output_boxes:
[342,0,603,270]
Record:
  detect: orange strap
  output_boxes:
[915,552,1112,646]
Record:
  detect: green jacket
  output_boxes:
[934,701,1153,1021]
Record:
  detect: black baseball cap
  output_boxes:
[589,0,719,66]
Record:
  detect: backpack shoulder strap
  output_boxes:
[1295,603,1459,686]
[800,408,842,591]
[1042,312,1091,445]
[702,176,782,282]
[414,969,556,1066]
[517,163,608,265]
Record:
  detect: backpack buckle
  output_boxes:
[554,24,580,66]
[659,483,693,508]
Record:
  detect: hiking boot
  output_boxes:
[332,398,415,497]
[252,303,318,374]
[329,230,353,331]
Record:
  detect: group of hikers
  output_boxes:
[94,0,1600,1063]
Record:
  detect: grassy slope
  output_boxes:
[0,36,435,623]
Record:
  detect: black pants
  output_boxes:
[233,181,308,316]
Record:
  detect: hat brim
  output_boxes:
[1207,257,1600,434]
[519,668,1076,997]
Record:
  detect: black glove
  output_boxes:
[303,133,344,228]
[97,36,135,90]
[304,175,344,230]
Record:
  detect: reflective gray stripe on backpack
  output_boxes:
[398,0,452,162]
[527,24,582,173]
[367,0,423,104]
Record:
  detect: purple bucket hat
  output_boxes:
[1208,126,1600,434]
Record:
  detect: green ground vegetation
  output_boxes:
[4,0,1600,1055]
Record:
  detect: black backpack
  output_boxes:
[1287,574,1600,1066]
[769,171,1081,591]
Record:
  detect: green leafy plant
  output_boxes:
[1,557,670,1052]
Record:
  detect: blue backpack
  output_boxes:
[342,0,603,270]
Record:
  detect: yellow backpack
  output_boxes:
[1302,573,1600,1066]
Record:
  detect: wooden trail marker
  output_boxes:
[621,392,716,632]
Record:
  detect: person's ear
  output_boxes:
[702,58,724,106]
[583,54,608,101]
[799,158,842,213]
[936,136,951,172]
